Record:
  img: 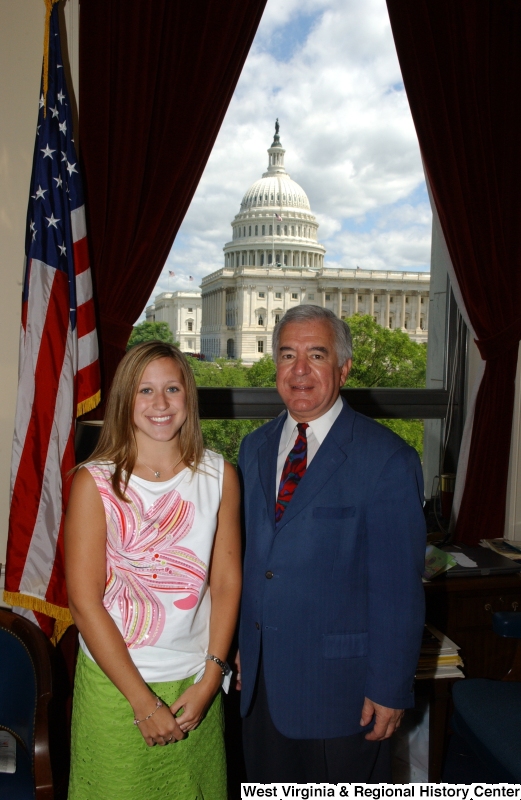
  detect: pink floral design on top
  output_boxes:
[89,466,206,649]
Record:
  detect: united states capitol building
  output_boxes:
[147,124,430,362]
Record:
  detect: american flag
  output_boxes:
[274,213,283,222]
[169,270,175,277]
[4,3,100,639]
[189,276,194,281]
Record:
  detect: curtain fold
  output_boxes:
[386,0,521,543]
[79,0,267,406]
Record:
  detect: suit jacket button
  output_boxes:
[255,622,260,630]
[265,571,273,579]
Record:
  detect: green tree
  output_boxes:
[200,419,265,465]
[343,315,426,457]
[246,355,277,387]
[127,321,178,349]
[345,314,426,389]
[186,357,249,387]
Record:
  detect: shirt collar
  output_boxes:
[279,394,344,451]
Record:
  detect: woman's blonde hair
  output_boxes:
[85,341,203,501]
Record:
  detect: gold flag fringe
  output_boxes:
[3,591,74,644]
[42,0,61,117]
[77,390,101,419]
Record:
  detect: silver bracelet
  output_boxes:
[205,654,230,676]
[133,697,162,726]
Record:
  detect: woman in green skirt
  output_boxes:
[65,342,242,799]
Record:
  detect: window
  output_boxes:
[258,315,264,326]
[262,225,265,235]
[237,227,240,238]
[421,297,425,304]
[291,226,295,235]
[284,254,288,265]
[269,225,273,235]
[406,296,409,303]
[308,293,315,300]
[275,292,282,299]
[298,226,301,236]
[275,313,280,324]
[257,340,264,353]
[260,253,264,266]
[374,296,378,303]
[258,292,265,298]
[284,225,288,235]
[404,320,408,329]
[389,318,393,329]
[342,294,347,301]
[291,293,298,300]
[187,339,194,350]
[243,227,246,237]
[188,307,193,312]
[325,294,331,301]
[249,226,252,236]
[268,253,272,264]
[187,321,193,331]
[390,297,394,303]
[255,225,258,236]
[358,295,362,302]
[277,225,281,235]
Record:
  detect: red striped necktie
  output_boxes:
[275,422,309,523]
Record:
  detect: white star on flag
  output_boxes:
[50,106,59,118]
[58,243,67,256]
[66,161,78,176]
[39,94,45,109]
[34,185,47,200]
[61,151,67,162]
[54,175,63,189]
[57,89,65,104]
[45,213,60,228]
[41,144,55,159]
[59,120,67,135]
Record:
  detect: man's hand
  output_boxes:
[360,697,403,740]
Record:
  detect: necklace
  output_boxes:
[137,454,184,480]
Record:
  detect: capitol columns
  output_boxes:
[401,292,407,330]
[220,288,226,328]
[337,288,343,319]
[369,289,375,319]
[384,291,391,328]
[249,285,256,327]
[320,288,326,308]
[416,291,422,332]
[353,290,359,315]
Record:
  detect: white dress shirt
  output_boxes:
[275,395,344,496]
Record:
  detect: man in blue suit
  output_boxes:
[237,305,426,783]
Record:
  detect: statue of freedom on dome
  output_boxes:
[275,118,279,135]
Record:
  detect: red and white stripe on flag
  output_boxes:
[4,3,100,640]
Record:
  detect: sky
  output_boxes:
[144,0,431,317]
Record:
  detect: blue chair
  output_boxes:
[451,611,521,783]
[0,609,54,799]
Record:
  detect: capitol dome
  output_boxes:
[223,122,325,271]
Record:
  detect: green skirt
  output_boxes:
[68,649,227,800]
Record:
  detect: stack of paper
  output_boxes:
[480,538,521,561]
[0,731,16,774]
[416,623,464,680]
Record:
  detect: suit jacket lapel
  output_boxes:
[275,401,356,532]
[258,412,286,530]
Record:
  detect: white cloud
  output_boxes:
[142,0,431,318]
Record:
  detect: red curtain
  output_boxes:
[386,0,521,543]
[79,0,267,408]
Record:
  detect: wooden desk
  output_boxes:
[422,572,521,782]
[425,572,521,678]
